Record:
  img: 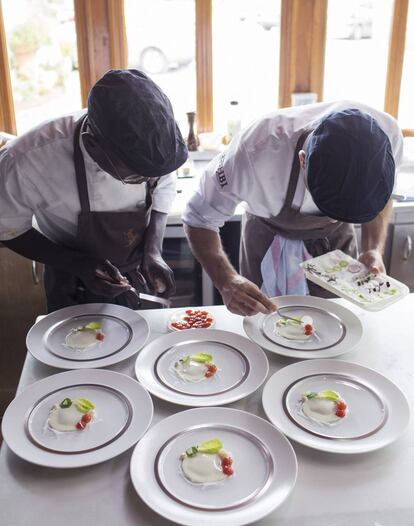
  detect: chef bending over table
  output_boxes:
[0,69,187,312]
[183,101,403,317]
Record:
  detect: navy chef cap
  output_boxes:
[306,108,395,224]
[87,69,188,177]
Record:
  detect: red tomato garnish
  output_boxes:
[336,400,347,411]
[95,331,105,341]
[205,371,214,378]
[304,324,313,334]
[76,421,86,430]
[336,408,346,418]
[207,364,217,373]
[221,456,233,467]
[222,465,234,476]
[81,412,93,424]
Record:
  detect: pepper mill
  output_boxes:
[186,111,199,151]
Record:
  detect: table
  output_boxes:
[1,297,414,526]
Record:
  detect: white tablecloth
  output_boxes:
[1,297,414,526]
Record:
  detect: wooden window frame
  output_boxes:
[384,0,411,136]
[74,0,128,107]
[0,0,16,134]
[279,0,327,108]
[1,0,413,136]
[195,0,213,132]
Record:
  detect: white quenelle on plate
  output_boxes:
[243,295,363,359]
[130,407,297,526]
[262,359,410,454]
[135,329,269,406]
[27,303,149,369]
[1,369,153,468]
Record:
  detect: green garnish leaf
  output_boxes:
[339,260,348,268]
[198,439,223,454]
[305,392,318,399]
[81,321,102,331]
[186,446,198,457]
[75,398,95,413]
[190,352,213,363]
[317,390,340,401]
[59,397,72,408]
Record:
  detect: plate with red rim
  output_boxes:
[168,308,215,331]
[26,303,149,369]
[1,369,153,468]
[135,329,269,406]
[130,407,297,526]
[262,359,410,454]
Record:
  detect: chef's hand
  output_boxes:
[141,253,175,298]
[219,275,277,316]
[75,258,131,298]
[358,249,385,274]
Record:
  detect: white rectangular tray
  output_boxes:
[300,250,409,312]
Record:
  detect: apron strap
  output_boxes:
[73,115,91,213]
[283,129,313,209]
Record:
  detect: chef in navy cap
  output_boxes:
[0,69,187,312]
[183,101,402,316]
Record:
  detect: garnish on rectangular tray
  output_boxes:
[300,250,408,311]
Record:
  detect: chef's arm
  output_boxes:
[141,210,175,296]
[359,199,393,273]
[184,224,276,316]
[1,228,130,297]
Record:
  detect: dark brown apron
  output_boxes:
[44,116,159,312]
[240,131,357,297]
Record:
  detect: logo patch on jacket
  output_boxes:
[215,154,228,188]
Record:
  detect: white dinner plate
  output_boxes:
[262,359,410,454]
[130,407,297,526]
[135,329,269,406]
[243,296,363,359]
[27,303,149,369]
[1,369,153,468]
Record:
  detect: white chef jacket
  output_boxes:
[0,110,176,244]
[182,100,403,232]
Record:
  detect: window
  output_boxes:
[398,0,414,130]
[2,0,81,133]
[212,0,280,134]
[323,0,394,109]
[124,0,196,136]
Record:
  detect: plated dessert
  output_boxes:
[299,389,348,425]
[173,352,218,383]
[180,439,234,483]
[65,321,105,350]
[275,315,314,341]
[170,309,214,331]
[48,397,97,432]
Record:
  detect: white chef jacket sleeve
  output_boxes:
[151,172,177,214]
[0,150,36,240]
[182,146,250,233]
[391,123,404,169]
